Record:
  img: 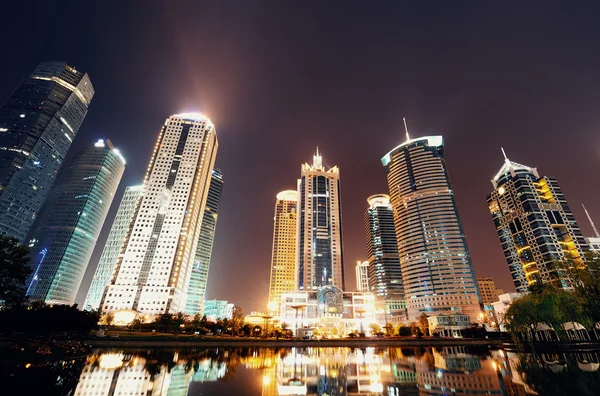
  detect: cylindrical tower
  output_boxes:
[382,136,481,321]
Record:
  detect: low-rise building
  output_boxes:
[427,313,471,338]
[491,292,522,331]
[204,300,234,321]
[279,285,376,338]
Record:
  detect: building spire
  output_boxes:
[403,117,410,141]
[583,204,600,239]
[501,147,509,162]
[313,147,323,169]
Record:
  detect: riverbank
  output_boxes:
[83,334,508,348]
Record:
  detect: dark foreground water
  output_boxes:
[3,346,600,395]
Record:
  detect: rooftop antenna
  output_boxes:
[501,147,509,162]
[403,117,410,141]
[582,204,600,239]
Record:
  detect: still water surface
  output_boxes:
[4,346,600,395]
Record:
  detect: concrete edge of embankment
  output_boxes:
[83,337,508,348]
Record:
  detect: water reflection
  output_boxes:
[7,346,600,395]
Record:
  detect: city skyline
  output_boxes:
[3,3,600,313]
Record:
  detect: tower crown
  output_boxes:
[491,148,538,188]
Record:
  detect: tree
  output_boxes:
[418,313,429,336]
[559,252,600,327]
[384,323,394,336]
[369,323,381,335]
[0,236,32,308]
[230,305,244,335]
[103,312,114,326]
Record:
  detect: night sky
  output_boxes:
[2,2,600,313]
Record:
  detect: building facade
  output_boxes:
[297,149,344,291]
[487,152,588,292]
[204,299,233,320]
[0,61,94,242]
[365,194,403,299]
[382,136,481,321]
[587,237,600,252]
[279,285,375,338]
[100,113,218,316]
[267,190,298,314]
[83,185,144,311]
[184,168,224,316]
[477,277,503,305]
[26,139,125,305]
[355,260,370,292]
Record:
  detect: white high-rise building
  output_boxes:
[355,260,369,292]
[296,149,345,290]
[100,113,218,315]
[84,185,144,311]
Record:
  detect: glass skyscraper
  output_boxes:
[364,194,403,299]
[487,152,588,292]
[382,136,481,321]
[83,185,144,311]
[267,189,298,315]
[26,139,125,305]
[101,113,218,315]
[297,149,345,291]
[0,61,94,242]
[184,168,224,316]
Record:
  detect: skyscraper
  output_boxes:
[267,190,298,314]
[184,168,224,315]
[487,151,588,292]
[364,194,403,299]
[101,113,218,315]
[355,260,369,292]
[382,135,480,321]
[26,139,125,305]
[0,61,94,242]
[83,185,144,311]
[296,149,344,291]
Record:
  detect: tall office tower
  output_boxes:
[267,190,298,314]
[477,277,502,305]
[296,149,345,291]
[0,61,94,242]
[83,185,144,311]
[364,194,403,299]
[184,168,224,315]
[355,260,370,292]
[382,135,481,321]
[487,151,588,292]
[101,113,218,315]
[26,139,125,305]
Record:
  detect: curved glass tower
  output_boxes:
[0,61,94,242]
[26,139,125,305]
[382,136,480,321]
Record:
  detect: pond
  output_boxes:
[3,345,600,395]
